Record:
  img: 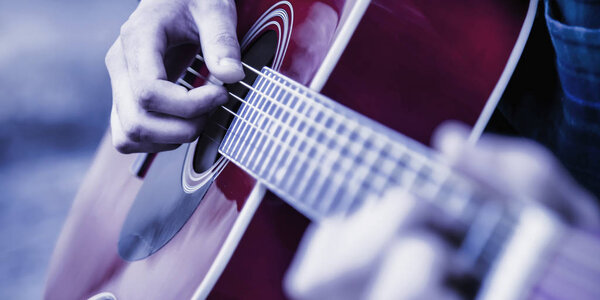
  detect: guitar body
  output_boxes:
[45,1,532,299]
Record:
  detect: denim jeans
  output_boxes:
[545,0,600,197]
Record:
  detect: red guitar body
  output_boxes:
[44,0,532,299]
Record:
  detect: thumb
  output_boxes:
[191,0,245,83]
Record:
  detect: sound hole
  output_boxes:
[193,30,278,174]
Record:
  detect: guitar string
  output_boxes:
[184,57,476,202]
[194,54,424,163]
[181,60,481,221]
[182,66,450,195]
[185,56,442,178]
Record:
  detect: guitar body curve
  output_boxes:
[44,0,531,299]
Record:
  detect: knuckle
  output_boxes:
[135,87,156,110]
[112,134,135,154]
[123,122,144,143]
[114,141,134,154]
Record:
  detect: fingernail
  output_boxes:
[218,57,243,72]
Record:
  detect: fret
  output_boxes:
[265,85,300,185]
[334,126,385,212]
[237,78,272,165]
[319,130,369,214]
[221,77,254,153]
[233,76,267,155]
[257,78,292,179]
[267,85,306,185]
[275,87,314,191]
[306,98,348,204]
[306,115,358,212]
[231,76,268,160]
[283,97,322,196]
[296,114,344,207]
[314,124,361,213]
[249,83,284,173]
[240,80,276,167]
[291,97,341,201]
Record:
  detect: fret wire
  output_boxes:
[230,74,265,158]
[294,115,343,204]
[308,120,360,211]
[245,79,277,172]
[263,83,302,184]
[253,77,288,175]
[283,93,333,196]
[318,124,367,213]
[263,83,302,185]
[277,86,315,191]
[227,81,254,155]
[251,79,282,170]
[237,75,271,165]
[250,78,284,172]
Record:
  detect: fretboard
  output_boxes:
[219,67,475,221]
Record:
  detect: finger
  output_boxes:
[116,7,228,119]
[192,0,245,83]
[365,232,458,300]
[432,121,600,228]
[285,191,423,299]
[137,81,228,119]
[107,40,206,148]
[110,104,180,154]
[119,8,168,82]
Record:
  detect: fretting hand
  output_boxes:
[285,122,599,300]
[105,0,244,153]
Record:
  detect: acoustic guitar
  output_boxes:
[45,0,599,299]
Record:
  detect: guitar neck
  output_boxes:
[219,67,477,221]
[218,67,600,300]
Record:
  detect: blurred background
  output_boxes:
[0,0,136,298]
